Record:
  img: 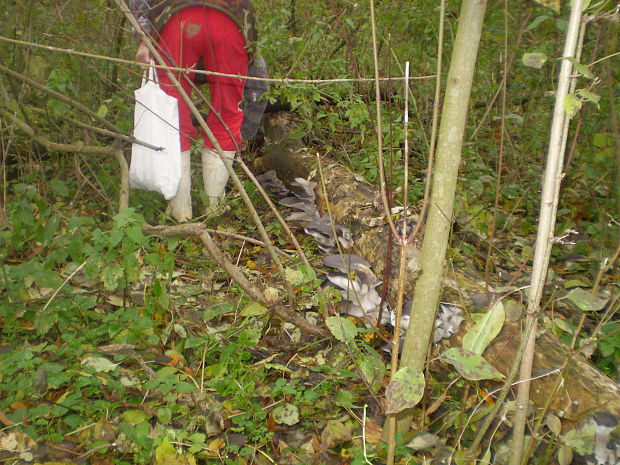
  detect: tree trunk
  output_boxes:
[395,0,488,434]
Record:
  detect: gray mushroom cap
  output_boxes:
[322,254,372,273]
[290,178,317,200]
[593,412,618,430]
[285,210,320,222]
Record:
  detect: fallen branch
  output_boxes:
[141,223,327,337]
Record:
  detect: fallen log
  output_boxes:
[254,113,620,424]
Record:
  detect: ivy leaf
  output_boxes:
[562,287,608,311]
[272,403,299,426]
[325,316,358,342]
[241,301,269,317]
[81,356,118,373]
[385,367,425,414]
[462,301,505,355]
[522,52,548,69]
[563,94,582,119]
[440,348,504,381]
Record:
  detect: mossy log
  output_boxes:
[253,113,620,424]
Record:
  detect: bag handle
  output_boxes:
[141,60,159,86]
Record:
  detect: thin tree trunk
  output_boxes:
[394,0,488,434]
[509,2,584,464]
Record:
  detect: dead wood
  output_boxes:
[255,113,620,423]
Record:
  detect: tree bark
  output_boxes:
[395,0,488,434]
[510,2,584,463]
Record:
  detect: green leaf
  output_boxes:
[440,348,504,381]
[284,267,305,286]
[522,52,548,69]
[101,264,123,291]
[49,178,69,198]
[562,287,608,311]
[560,422,595,455]
[154,436,177,464]
[321,419,353,449]
[563,94,582,119]
[325,316,358,342]
[81,356,118,373]
[462,301,505,355]
[272,403,299,425]
[526,15,549,31]
[385,367,425,414]
[355,353,385,393]
[122,409,150,425]
[558,445,573,465]
[565,57,594,79]
[577,88,600,106]
[157,407,172,424]
[241,301,269,317]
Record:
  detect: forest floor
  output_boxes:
[0,131,618,465]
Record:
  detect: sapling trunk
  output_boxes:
[395,0,487,434]
[509,2,584,464]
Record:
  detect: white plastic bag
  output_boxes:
[129,65,181,200]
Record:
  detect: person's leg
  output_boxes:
[200,8,248,150]
[199,8,248,211]
[155,7,207,221]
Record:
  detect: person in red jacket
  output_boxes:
[130,0,257,221]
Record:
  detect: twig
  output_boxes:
[142,223,294,260]
[483,0,510,304]
[0,34,435,85]
[369,0,401,244]
[0,109,116,155]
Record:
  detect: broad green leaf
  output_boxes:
[440,348,504,381]
[101,264,123,291]
[532,0,559,13]
[272,403,299,425]
[560,422,595,455]
[522,52,548,69]
[463,301,505,355]
[122,409,150,425]
[157,407,172,424]
[385,367,425,414]
[154,437,177,464]
[405,432,440,450]
[49,178,69,198]
[564,279,589,289]
[558,445,573,465]
[325,316,358,342]
[563,94,582,119]
[284,267,305,286]
[241,301,269,317]
[565,57,595,79]
[321,419,352,449]
[526,15,549,31]
[577,88,600,106]
[563,287,608,311]
[545,413,562,436]
[81,356,118,373]
[355,353,385,393]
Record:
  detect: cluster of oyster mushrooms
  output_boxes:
[255,170,464,344]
